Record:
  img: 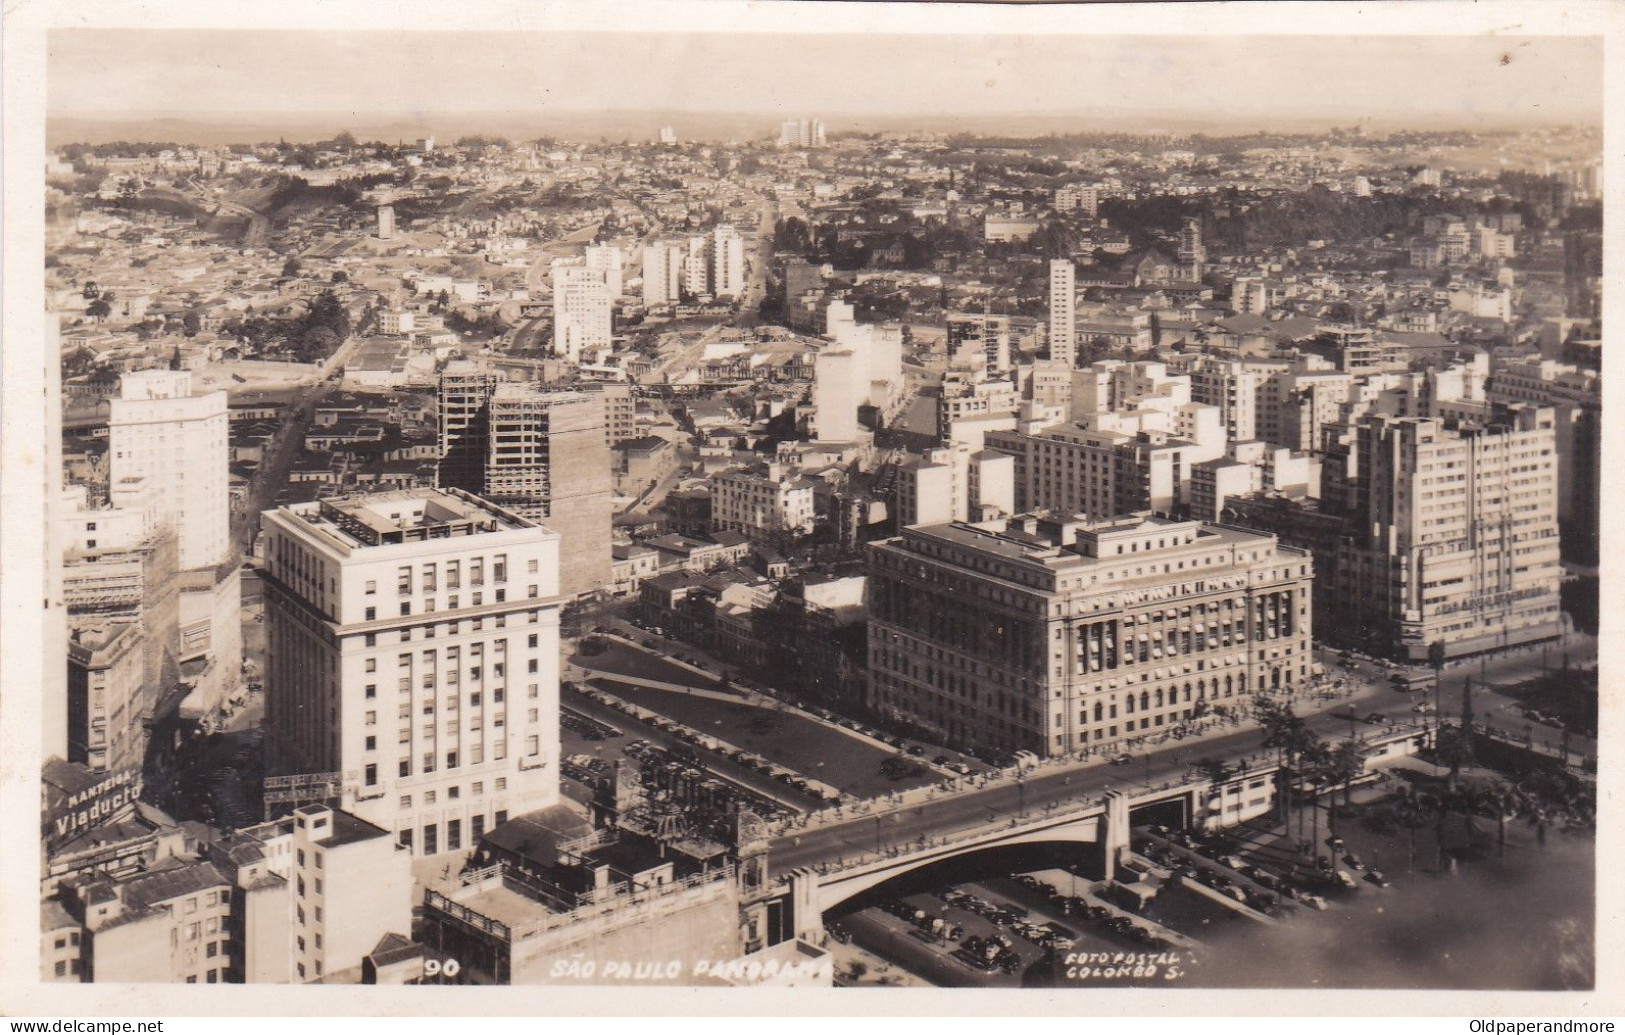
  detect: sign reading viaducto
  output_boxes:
[42,767,143,849]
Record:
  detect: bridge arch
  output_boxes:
[806,812,1108,917]
[818,837,1107,918]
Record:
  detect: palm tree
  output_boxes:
[1300,737,1332,860]
[1427,640,1447,752]
[1326,739,1368,832]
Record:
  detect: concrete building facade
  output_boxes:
[258,489,564,856]
[108,370,229,572]
[867,515,1314,758]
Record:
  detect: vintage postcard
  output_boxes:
[1,0,1618,1019]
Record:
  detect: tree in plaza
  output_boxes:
[1300,736,1332,858]
[281,256,302,279]
[182,310,202,337]
[1326,739,1369,832]
[1440,676,1477,788]
[86,296,111,323]
[81,280,99,300]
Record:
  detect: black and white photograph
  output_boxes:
[1,0,1618,1020]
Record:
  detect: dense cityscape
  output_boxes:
[36,110,1600,991]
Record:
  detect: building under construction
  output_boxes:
[436,365,613,598]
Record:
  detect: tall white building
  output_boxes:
[108,369,229,572]
[583,243,624,298]
[683,237,711,298]
[658,125,677,145]
[813,348,865,443]
[552,262,614,362]
[1048,259,1076,369]
[778,118,826,147]
[711,225,747,298]
[259,488,563,856]
[376,205,395,241]
[641,241,685,305]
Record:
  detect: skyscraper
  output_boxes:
[641,241,685,305]
[551,263,614,362]
[258,488,563,855]
[1177,217,1206,279]
[711,225,746,298]
[1048,259,1076,369]
[108,370,229,572]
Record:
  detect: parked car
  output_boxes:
[1110,753,1134,767]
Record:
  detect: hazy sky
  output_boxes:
[48,30,1602,122]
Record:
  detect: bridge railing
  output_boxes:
[793,796,1116,879]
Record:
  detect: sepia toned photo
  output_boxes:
[6,0,1615,1014]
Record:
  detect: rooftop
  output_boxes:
[278,487,535,549]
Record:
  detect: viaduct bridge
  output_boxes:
[734,723,1431,950]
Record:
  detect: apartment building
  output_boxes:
[258,489,564,856]
[244,805,414,984]
[710,463,817,539]
[867,515,1314,758]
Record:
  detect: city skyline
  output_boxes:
[13,0,1614,1011]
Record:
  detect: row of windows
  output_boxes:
[397,811,506,855]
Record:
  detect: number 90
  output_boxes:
[424,958,461,978]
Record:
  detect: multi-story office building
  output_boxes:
[108,370,229,572]
[985,423,1189,519]
[583,381,638,446]
[551,263,613,362]
[258,488,564,856]
[56,848,289,984]
[1177,217,1206,279]
[682,241,711,299]
[867,515,1314,757]
[1345,408,1563,659]
[711,225,747,298]
[60,478,182,705]
[1487,357,1602,561]
[1183,356,1270,444]
[436,368,613,598]
[893,445,1014,527]
[1235,407,1563,660]
[66,619,147,773]
[1048,259,1075,369]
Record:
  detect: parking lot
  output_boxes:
[578,678,940,799]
